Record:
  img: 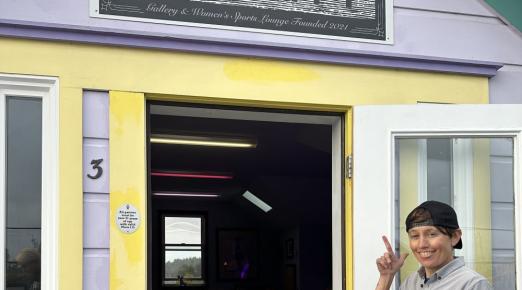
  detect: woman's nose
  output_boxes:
[419,236,429,247]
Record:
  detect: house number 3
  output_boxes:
[87,158,104,179]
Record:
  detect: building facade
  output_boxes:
[1,0,522,290]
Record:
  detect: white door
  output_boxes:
[353,105,522,290]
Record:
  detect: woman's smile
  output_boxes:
[408,226,460,277]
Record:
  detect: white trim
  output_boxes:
[385,0,394,43]
[386,131,521,137]
[151,104,344,290]
[451,139,475,266]
[150,104,339,125]
[416,137,477,266]
[515,133,522,290]
[0,73,59,290]
[0,85,6,290]
[417,139,427,202]
[331,116,343,290]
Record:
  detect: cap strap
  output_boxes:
[407,219,434,230]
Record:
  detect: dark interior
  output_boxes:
[149,104,333,290]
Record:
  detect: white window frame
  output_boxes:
[0,73,59,290]
[353,105,522,290]
[162,214,206,286]
[451,139,475,265]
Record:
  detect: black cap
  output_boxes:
[405,200,462,249]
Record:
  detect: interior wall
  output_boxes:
[150,178,331,290]
[300,225,332,290]
[280,228,300,290]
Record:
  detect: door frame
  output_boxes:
[146,102,346,290]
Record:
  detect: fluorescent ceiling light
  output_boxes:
[150,134,257,148]
[153,191,220,198]
[151,170,233,179]
[242,190,272,212]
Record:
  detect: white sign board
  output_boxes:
[116,204,141,234]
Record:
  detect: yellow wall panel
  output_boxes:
[58,87,83,290]
[0,38,488,108]
[472,139,493,281]
[110,91,147,290]
[398,140,420,281]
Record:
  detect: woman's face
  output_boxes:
[408,226,461,277]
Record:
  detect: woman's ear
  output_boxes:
[451,229,462,247]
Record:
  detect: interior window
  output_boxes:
[163,216,205,287]
[395,137,516,289]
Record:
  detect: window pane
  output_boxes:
[165,251,202,279]
[5,230,41,290]
[5,229,41,263]
[164,217,201,244]
[6,97,42,228]
[395,137,515,289]
[426,138,452,204]
[5,97,42,290]
[490,138,515,290]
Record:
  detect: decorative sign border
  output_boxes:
[90,0,392,43]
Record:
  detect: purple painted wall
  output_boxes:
[1,1,522,100]
[0,1,519,64]
[83,90,110,290]
[490,66,522,104]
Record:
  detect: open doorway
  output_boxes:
[148,103,344,290]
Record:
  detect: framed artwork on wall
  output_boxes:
[217,229,258,280]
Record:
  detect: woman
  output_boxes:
[375,200,491,290]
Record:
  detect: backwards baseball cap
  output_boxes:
[405,200,463,249]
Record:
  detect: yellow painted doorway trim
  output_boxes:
[110,91,147,290]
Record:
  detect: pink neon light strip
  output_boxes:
[151,171,233,179]
[153,192,220,197]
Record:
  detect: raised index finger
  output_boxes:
[382,235,394,254]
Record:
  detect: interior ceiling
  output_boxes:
[149,106,333,227]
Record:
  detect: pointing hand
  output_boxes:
[376,235,409,276]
